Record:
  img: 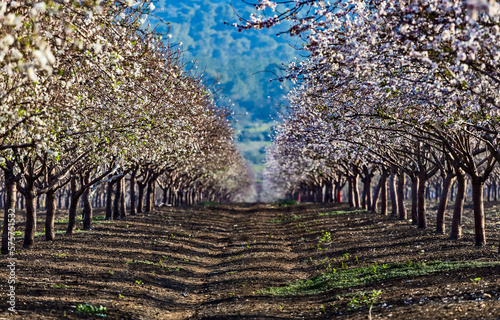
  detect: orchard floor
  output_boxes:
[0,201,499,320]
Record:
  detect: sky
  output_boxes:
[151,0,300,122]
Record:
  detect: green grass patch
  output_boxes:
[274,199,299,207]
[77,303,107,318]
[55,215,107,224]
[125,259,166,268]
[262,260,500,296]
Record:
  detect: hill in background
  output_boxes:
[151,0,301,175]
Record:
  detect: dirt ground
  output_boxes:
[0,201,499,319]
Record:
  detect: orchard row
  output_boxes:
[237,0,500,249]
[0,0,253,252]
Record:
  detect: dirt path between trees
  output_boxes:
[0,203,499,319]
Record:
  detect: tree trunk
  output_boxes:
[1,170,17,254]
[120,178,127,219]
[411,176,419,225]
[130,170,137,215]
[450,171,465,240]
[436,175,455,234]
[66,177,81,234]
[106,181,113,220]
[397,173,407,220]
[494,181,498,202]
[362,176,372,211]
[417,172,427,228]
[389,168,398,218]
[145,176,156,212]
[352,173,360,208]
[45,190,57,240]
[470,178,486,246]
[137,182,145,213]
[23,189,37,248]
[113,177,122,220]
[82,174,93,230]
[371,177,382,213]
[380,173,388,216]
[348,177,354,208]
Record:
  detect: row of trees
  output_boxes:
[238,0,500,250]
[0,0,253,252]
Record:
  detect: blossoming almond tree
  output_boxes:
[240,0,500,248]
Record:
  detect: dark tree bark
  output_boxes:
[389,167,398,218]
[82,173,93,230]
[137,181,145,213]
[66,177,82,234]
[371,176,383,213]
[130,170,137,215]
[397,173,407,220]
[361,166,374,211]
[410,176,419,225]
[113,177,123,220]
[417,172,427,228]
[145,175,156,212]
[450,171,465,240]
[45,190,57,240]
[106,180,113,220]
[120,178,126,219]
[22,188,37,248]
[436,174,455,234]
[470,178,486,246]
[380,172,388,216]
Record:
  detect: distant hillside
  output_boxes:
[149,1,301,176]
[152,0,300,120]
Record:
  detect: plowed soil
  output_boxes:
[0,202,499,319]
